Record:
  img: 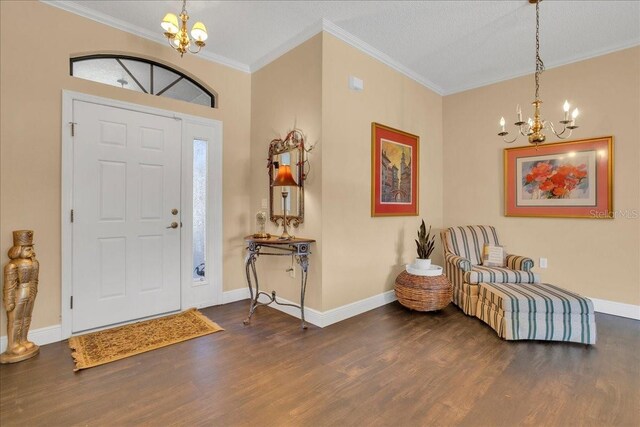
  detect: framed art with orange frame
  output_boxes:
[371,122,419,217]
[504,136,613,218]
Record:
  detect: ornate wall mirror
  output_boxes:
[269,130,306,228]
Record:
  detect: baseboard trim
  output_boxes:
[0,324,63,353]
[3,294,634,351]
[222,287,250,304]
[321,290,398,327]
[1,292,251,352]
[254,294,325,327]
[259,289,398,328]
[590,298,640,320]
[190,298,218,310]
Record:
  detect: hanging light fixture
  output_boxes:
[161,0,208,57]
[498,0,580,146]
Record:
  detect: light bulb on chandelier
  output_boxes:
[161,0,208,57]
[498,0,581,146]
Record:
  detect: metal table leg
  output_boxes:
[243,244,294,325]
[243,240,312,330]
[243,247,259,325]
[297,254,309,329]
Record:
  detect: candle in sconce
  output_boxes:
[516,104,522,122]
[500,117,506,132]
[571,108,579,126]
[563,100,570,121]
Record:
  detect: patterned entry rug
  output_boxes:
[69,308,223,371]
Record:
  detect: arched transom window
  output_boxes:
[70,55,217,108]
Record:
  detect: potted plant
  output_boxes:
[415,220,436,270]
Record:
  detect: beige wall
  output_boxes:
[321,33,444,310]
[443,47,640,305]
[0,1,252,333]
[2,1,637,338]
[249,35,324,310]
[249,33,444,312]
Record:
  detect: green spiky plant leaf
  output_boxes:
[415,219,436,259]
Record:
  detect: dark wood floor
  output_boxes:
[1,300,639,426]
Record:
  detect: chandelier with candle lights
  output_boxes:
[498,0,580,146]
[161,0,208,57]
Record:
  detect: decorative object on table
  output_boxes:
[272,164,299,240]
[68,308,223,371]
[243,236,315,329]
[395,271,451,312]
[253,209,270,239]
[414,219,436,269]
[440,225,539,317]
[268,129,313,231]
[497,0,581,146]
[161,0,208,57]
[371,122,419,216]
[1,230,40,364]
[504,136,613,218]
[405,264,443,277]
[406,220,442,276]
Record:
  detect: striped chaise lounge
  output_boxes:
[440,225,539,316]
[476,282,596,344]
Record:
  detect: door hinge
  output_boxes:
[69,122,77,137]
[70,296,73,309]
[70,209,74,223]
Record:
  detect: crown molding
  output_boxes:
[250,20,325,72]
[39,1,639,96]
[39,0,251,73]
[42,0,443,94]
[444,39,640,95]
[320,19,445,96]
[250,18,445,95]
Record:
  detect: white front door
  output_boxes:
[72,100,182,332]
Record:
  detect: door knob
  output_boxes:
[171,208,179,215]
[166,222,179,229]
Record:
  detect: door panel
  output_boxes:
[72,100,181,332]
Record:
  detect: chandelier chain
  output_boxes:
[534,0,545,101]
[498,0,580,145]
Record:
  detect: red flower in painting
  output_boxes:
[550,172,567,187]
[553,187,568,197]
[564,176,579,190]
[529,162,553,182]
[555,164,574,176]
[525,161,588,199]
[539,180,554,191]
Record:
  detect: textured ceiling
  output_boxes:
[45,1,640,94]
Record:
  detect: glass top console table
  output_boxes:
[243,236,315,329]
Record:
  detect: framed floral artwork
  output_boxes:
[371,122,419,216]
[504,136,613,218]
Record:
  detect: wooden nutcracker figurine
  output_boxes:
[1,230,40,364]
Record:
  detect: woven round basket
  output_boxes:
[394,270,452,312]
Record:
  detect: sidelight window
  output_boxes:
[192,139,208,281]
